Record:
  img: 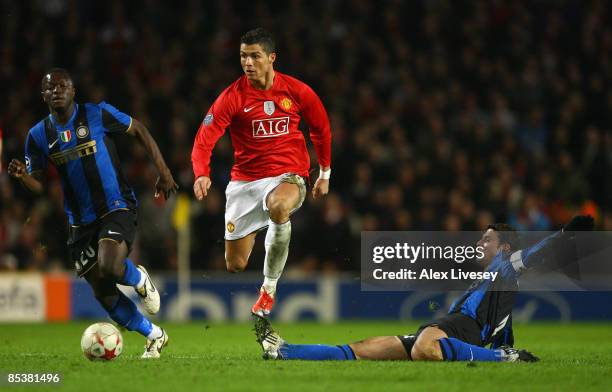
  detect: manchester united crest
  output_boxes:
[280,98,292,110]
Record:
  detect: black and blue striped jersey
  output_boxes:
[448,231,561,347]
[25,102,137,225]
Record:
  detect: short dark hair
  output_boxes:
[240,28,275,54]
[487,223,520,251]
[41,68,73,87]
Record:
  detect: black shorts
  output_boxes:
[68,209,137,277]
[398,313,483,357]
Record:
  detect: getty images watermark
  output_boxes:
[361,231,612,291]
[371,242,495,281]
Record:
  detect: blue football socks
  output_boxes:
[120,258,142,286]
[438,337,502,361]
[279,344,356,360]
[108,292,153,337]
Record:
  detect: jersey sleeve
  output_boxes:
[507,231,563,274]
[99,102,133,134]
[191,88,237,178]
[297,83,332,168]
[25,130,46,173]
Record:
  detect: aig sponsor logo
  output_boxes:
[252,116,290,138]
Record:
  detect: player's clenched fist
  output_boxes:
[8,159,26,178]
[312,178,329,199]
[193,176,211,200]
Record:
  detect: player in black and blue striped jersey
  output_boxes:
[8,68,178,358]
[254,216,594,362]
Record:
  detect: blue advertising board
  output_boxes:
[70,275,612,321]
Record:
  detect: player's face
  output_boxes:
[41,72,75,112]
[476,229,502,267]
[240,43,276,81]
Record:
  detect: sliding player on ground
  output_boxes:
[255,216,594,362]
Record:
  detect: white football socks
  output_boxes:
[147,324,163,340]
[262,219,291,297]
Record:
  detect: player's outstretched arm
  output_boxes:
[8,159,44,194]
[562,215,595,232]
[508,215,594,275]
[127,119,178,200]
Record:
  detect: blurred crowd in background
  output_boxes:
[1,0,611,274]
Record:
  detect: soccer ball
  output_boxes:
[80,322,123,361]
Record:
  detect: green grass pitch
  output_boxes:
[0,322,611,391]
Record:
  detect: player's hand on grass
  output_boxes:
[154,170,179,200]
[193,176,211,201]
[312,178,329,199]
[7,159,26,178]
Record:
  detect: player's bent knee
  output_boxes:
[97,240,126,280]
[267,199,292,223]
[411,339,444,361]
[226,263,246,273]
[97,258,122,280]
[225,255,248,273]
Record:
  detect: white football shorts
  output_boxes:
[224,172,306,240]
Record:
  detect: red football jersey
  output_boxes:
[192,72,331,181]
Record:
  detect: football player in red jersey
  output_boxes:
[191,28,332,317]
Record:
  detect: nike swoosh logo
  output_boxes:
[48,139,59,149]
[143,275,156,293]
[244,105,257,112]
[108,230,121,235]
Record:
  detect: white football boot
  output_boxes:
[141,328,169,359]
[253,315,285,360]
[135,265,160,315]
[499,345,539,362]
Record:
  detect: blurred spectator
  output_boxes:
[1,0,610,273]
